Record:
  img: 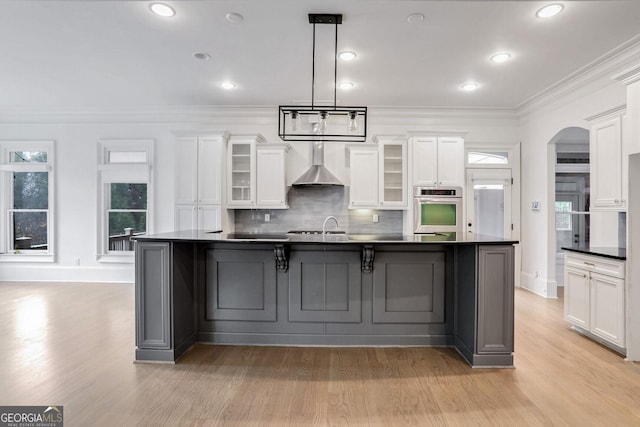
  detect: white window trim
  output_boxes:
[0,140,55,263]
[97,139,153,263]
[465,145,514,169]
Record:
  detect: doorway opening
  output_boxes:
[550,128,590,288]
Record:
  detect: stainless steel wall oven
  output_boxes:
[413,186,463,233]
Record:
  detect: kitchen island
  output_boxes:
[134,231,518,367]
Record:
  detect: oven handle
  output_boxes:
[414,197,462,203]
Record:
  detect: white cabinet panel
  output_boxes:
[227,135,289,209]
[175,205,197,231]
[256,148,288,208]
[591,118,622,209]
[349,148,379,208]
[564,265,591,330]
[227,138,255,207]
[198,137,222,204]
[564,252,626,350]
[198,205,222,231]
[175,137,198,204]
[588,107,629,212]
[348,137,407,209]
[379,139,407,208]
[437,137,464,187]
[412,137,438,186]
[411,136,464,188]
[590,272,625,347]
[174,134,225,231]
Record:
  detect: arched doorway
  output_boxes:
[548,127,590,296]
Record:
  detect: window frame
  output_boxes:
[97,139,153,263]
[465,146,513,169]
[0,140,55,262]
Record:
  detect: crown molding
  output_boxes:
[0,104,518,125]
[0,106,277,125]
[516,34,640,118]
[584,104,626,122]
[613,64,640,85]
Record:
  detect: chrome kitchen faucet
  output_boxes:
[322,216,339,236]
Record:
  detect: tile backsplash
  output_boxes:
[234,186,404,234]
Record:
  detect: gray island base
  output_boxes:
[134,231,517,368]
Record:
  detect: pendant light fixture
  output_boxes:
[278,14,367,143]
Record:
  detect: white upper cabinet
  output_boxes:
[256,145,289,208]
[378,136,407,208]
[227,134,289,209]
[175,137,199,204]
[347,136,407,209]
[227,136,257,207]
[174,134,226,231]
[197,136,223,204]
[411,136,464,187]
[588,106,628,211]
[349,145,379,208]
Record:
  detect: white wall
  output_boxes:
[0,107,518,283]
[518,79,628,297]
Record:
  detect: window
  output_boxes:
[555,201,572,231]
[98,140,153,262]
[467,151,509,165]
[0,142,54,261]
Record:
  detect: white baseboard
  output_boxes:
[0,264,134,283]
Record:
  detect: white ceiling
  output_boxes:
[2,0,640,111]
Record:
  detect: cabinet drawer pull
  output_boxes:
[583,262,595,266]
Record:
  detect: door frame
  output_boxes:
[466,168,513,239]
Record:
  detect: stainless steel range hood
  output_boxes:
[292,141,343,186]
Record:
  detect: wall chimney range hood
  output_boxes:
[292,141,343,186]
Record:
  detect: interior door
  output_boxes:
[466,169,512,239]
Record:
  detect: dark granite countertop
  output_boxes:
[133,230,519,245]
[562,244,626,260]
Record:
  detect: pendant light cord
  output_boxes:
[311,22,316,109]
[334,21,338,110]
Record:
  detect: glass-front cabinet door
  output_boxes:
[227,138,256,207]
[376,136,407,208]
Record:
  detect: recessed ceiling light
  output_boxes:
[338,51,357,61]
[149,3,175,17]
[226,12,244,24]
[407,13,425,24]
[220,81,236,90]
[461,82,479,92]
[536,4,564,18]
[193,52,211,61]
[338,81,354,90]
[490,52,511,63]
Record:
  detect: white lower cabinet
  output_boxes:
[564,252,625,349]
[175,204,221,231]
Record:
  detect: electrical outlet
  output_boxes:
[372,214,379,223]
[264,213,270,222]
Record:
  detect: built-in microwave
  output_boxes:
[413,186,463,233]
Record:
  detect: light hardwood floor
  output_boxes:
[1,282,639,426]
